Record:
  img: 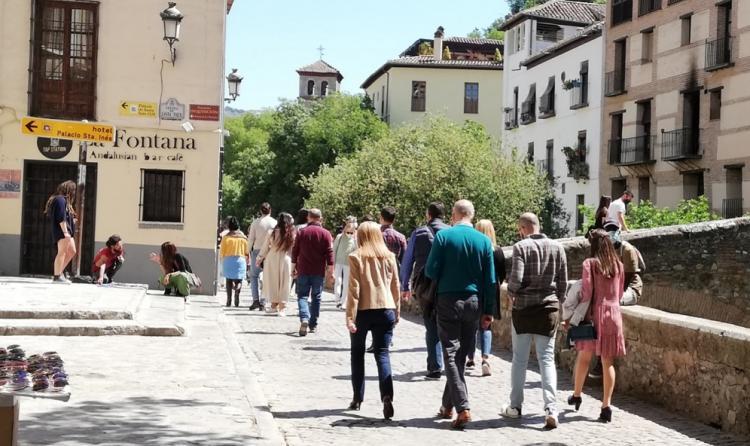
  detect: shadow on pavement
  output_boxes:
[20,397,261,445]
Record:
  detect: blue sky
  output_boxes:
[226,0,510,111]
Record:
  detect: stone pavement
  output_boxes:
[229,290,748,446]
[11,291,281,445]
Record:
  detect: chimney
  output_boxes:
[433,26,444,60]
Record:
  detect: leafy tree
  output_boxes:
[304,117,556,245]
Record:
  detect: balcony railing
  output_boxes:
[535,159,553,178]
[521,100,536,125]
[612,0,633,26]
[504,109,518,130]
[605,70,627,96]
[570,84,588,109]
[706,37,732,70]
[661,128,701,161]
[608,135,656,166]
[639,0,660,16]
[723,198,744,219]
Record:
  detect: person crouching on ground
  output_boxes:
[345,221,400,420]
[45,180,77,284]
[92,235,125,284]
[220,216,249,307]
[149,242,193,299]
[564,229,626,423]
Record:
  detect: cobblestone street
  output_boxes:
[230,290,746,446]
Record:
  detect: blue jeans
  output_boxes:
[468,328,492,361]
[296,275,324,327]
[350,309,396,402]
[423,311,443,373]
[509,323,558,414]
[248,250,264,304]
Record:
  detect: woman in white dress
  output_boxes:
[333,219,358,310]
[256,212,296,316]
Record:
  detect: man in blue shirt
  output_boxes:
[400,202,450,379]
[425,199,496,429]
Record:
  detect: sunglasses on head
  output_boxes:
[345,231,354,235]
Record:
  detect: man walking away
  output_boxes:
[501,213,567,429]
[400,202,449,379]
[604,191,633,232]
[247,202,277,311]
[380,206,407,264]
[426,200,495,429]
[292,208,334,336]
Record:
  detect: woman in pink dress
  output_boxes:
[566,229,626,423]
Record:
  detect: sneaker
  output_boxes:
[481,360,491,377]
[425,371,442,380]
[544,408,559,429]
[299,321,309,337]
[500,405,521,419]
[336,303,342,309]
[259,304,266,312]
[266,307,278,314]
[589,361,603,379]
[249,301,261,311]
[466,360,475,369]
[308,325,317,333]
[52,276,72,284]
[278,309,286,317]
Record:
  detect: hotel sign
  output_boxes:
[21,117,115,143]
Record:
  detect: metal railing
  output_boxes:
[608,135,656,166]
[605,69,627,96]
[661,128,700,160]
[723,198,744,219]
[639,0,660,16]
[612,0,633,26]
[706,37,732,70]
[570,83,588,108]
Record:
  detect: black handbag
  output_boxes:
[567,279,597,342]
[413,267,437,316]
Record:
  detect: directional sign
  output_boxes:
[21,117,115,143]
[120,101,157,117]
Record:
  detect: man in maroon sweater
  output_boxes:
[292,208,334,336]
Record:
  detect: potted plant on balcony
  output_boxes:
[562,145,589,182]
[562,78,581,91]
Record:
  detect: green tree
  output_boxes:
[304,117,555,245]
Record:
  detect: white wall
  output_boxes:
[502,32,604,235]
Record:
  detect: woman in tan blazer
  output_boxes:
[345,221,401,420]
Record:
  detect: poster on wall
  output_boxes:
[0,169,21,199]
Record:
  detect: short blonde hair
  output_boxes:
[356,221,393,259]
[475,219,497,246]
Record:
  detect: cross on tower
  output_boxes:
[317,45,325,60]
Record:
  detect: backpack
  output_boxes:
[413,225,438,316]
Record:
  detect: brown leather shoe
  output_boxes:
[437,406,453,419]
[451,410,472,429]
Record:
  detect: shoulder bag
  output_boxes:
[567,273,597,342]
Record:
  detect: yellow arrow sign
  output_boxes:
[21,117,115,143]
[120,101,157,117]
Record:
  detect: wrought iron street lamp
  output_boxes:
[225,69,243,102]
[160,2,184,64]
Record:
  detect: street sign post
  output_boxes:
[73,140,88,277]
[20,117,114,144]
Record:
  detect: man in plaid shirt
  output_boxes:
[501,212,567,429]
[380,206,407,264]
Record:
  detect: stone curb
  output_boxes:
[0,320,184,336]
[220,310,286,446]
[0,310,134,320]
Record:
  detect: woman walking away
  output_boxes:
[45,180,77,283]
[346,221,400,420]
[149,242,193,299]
[466,219,505,377]
[256,212,296,316]
[220,216,249,307]
[333,218,358,310]
[565,229,626,422]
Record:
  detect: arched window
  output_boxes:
[321,81,329,96]
[307,80,315,96]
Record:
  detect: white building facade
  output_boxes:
[501,1,605,234]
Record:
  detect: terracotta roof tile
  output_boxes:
[501,0,605,30]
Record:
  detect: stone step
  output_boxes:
[0,310,134,320]
[0,319,184,337]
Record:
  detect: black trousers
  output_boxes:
[437,294,480,413]
[102,258,123,283]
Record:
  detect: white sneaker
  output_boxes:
[500,405,521,419]
[544,408,559,429]
[481,360,491,377]
[278,309,286,317]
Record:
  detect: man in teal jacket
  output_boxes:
[425,199,496,429]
